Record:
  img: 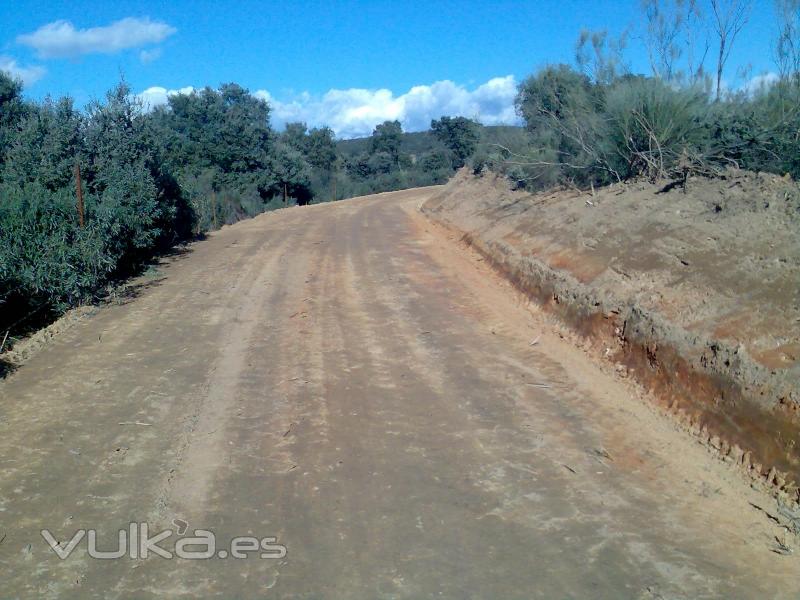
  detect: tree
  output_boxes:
[710,0,752,101]
[155,84,273,193]
[281,122,309,153]
[575,28,630,84]
[515,65,616,185]
[430,116,480,168]
[370,120,403,164]
[272,143,312,205]
[641,0,708,84]
[0,71,29,163]
[306,126,337,171]
[84,82,166,265]
[345,153,373,180]
[367,151,395,175]
[418,150,452,173]
[775,0,800,81]
[643,0,684,81]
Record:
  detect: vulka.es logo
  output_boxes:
[41,521,287,560]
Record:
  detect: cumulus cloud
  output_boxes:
[254,75,521,138]
[0,55,46,86]
[136,76,521,138]
[17,17,176,59]
[137,85,194,109]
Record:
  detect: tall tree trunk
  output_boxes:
[716,38,725,102]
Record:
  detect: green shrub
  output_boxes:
[604,77,708,180]
[510,63,800,189]
[515,64,610,186]
[734,81,800,178]
[0,183,113,311]
[0,81,197,333]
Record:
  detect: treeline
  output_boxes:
[478,0,800,191]
[333,117,486,197]
[0,78,306,335]
[0,72,490,335]
[483,65,800,190]
[278,118,455,203]
[336,123,526,197]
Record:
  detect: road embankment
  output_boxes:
[422,169,800,503]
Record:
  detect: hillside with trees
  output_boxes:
[331,120,528,199]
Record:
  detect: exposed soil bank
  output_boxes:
[422,169,800,503]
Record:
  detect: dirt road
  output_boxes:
[0,187,797,598]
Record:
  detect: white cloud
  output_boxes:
[139,47,162,64]
[137,85,194,109]
[741,72,779,96]
[254,75,521,138]
[136,76,521,138]
[18,17,176,59]
[0,55,46,86]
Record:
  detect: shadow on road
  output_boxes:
[0,357,15,379]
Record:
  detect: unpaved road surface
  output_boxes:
[0,187,797,599]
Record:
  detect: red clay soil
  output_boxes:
[422,169,800,502]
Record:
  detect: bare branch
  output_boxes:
[710,0,753,100]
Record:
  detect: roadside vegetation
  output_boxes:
[0,80,291,337]
[477,0,800,192]
[0,73,502,339]
[2,0,796,351]
[333,120,526,198]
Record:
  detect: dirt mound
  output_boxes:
[422,168,800,501]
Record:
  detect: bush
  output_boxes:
[731,81,800,178]
[604,77,708,180]
[0,183,113,312]
[515,64,609,187]
[418,150,452,173]
[0,81,197,333]
[509,64,800,190]
[2,97,82,191]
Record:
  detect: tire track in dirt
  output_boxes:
[110,210,343,597]
[0,235,277,597]
[338,202,676,597]
[1,188,798,599]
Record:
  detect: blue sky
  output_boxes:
[0,0,782,137]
